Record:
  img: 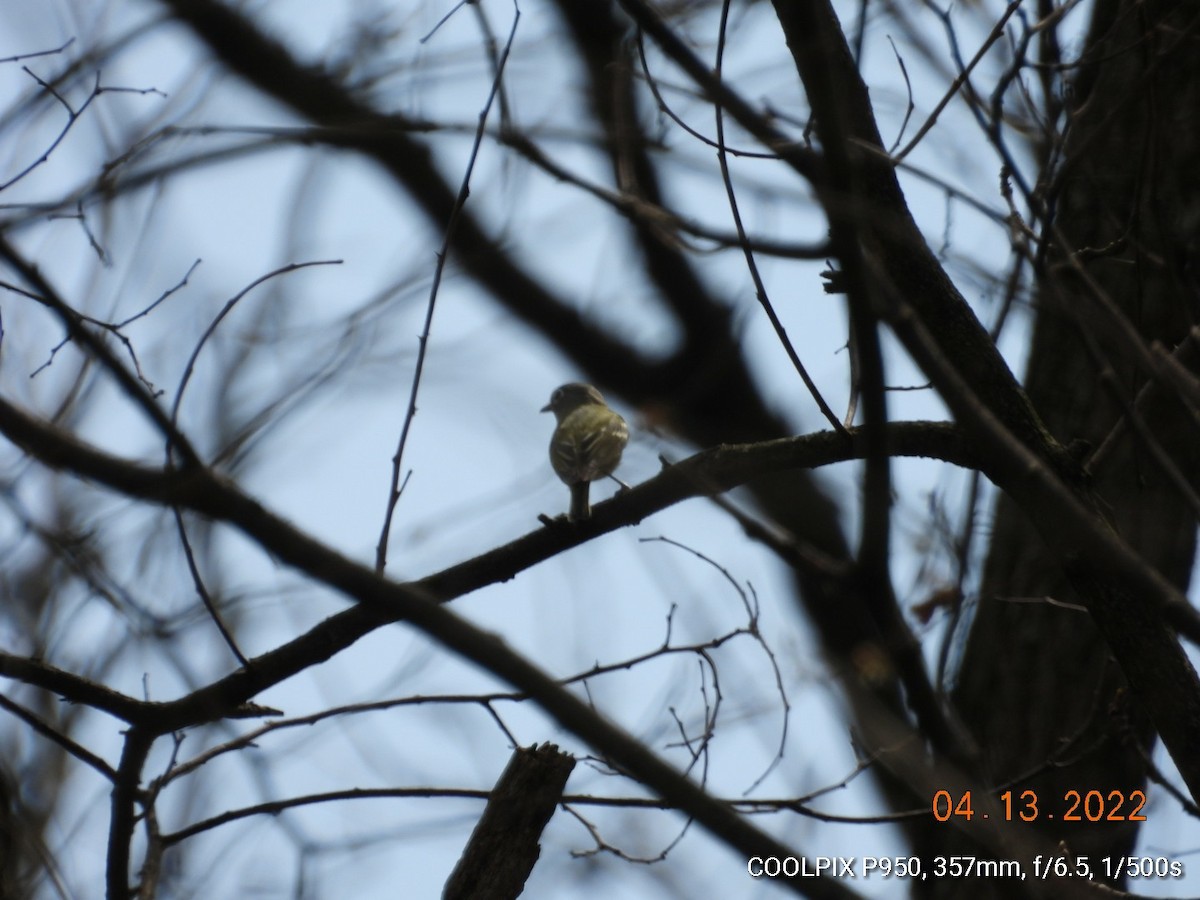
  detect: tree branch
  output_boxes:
[443,742,575,900]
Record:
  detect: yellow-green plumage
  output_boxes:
[541,383,629,521]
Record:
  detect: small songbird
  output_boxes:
[541,383,629,521]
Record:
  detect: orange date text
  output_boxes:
[931,789,1147,824]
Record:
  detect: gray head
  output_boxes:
[540,383,606,423]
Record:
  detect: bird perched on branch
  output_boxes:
[541,383,629,521]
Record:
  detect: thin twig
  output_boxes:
[173,507,248,665]
[713,0,846,436]
[0,693,117,781]
[893,1,1023,163]
[374,3,520,574]
[169,259,342,458]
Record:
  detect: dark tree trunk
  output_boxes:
[924,3,1200,894]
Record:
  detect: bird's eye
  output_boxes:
[552,389,563,403]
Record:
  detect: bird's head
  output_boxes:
[541,382,606,422]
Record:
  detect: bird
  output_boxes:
[541,383,629,521]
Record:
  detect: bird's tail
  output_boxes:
[568,482,591,522]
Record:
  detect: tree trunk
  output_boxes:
[924,2,1200,894]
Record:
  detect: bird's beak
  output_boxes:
[540,403,552,413]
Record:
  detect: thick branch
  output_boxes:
[107,729,153,900]
[443,743,575,900]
